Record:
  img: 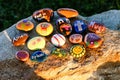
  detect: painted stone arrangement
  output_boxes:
[1,9,120,80]
[13,8,106,62]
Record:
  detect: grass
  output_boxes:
[0,0,120,31]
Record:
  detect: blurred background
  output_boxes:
[0,0,120,31]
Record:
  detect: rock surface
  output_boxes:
[0,10,120,80]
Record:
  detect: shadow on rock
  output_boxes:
[88,61,120,80]
[0,58,45,80]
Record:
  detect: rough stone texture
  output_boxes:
[0,10,120,80]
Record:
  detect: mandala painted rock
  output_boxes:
[36,22,53,36]
[32,8,53,22]
[30,51,47,62]
[27,36,46,50]
[73,20,87,33]
[56,17,70,26]
[57,8,79,18]
[16,19,34,31]
[12,33,29,46]
[70,45,86,58]
[15,50,29,61]
[51,34,66,47]
[88,21,106,34]
[84,33,103,48]
[69,34,83,44]
[59,23,72,36]
[51,48,67,57]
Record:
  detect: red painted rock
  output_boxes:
[15,50,29,61]
[88,21,106,34]
[69,34,83,44]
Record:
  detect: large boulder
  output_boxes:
[0,10,120,80]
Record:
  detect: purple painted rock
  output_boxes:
[84,33,103,48]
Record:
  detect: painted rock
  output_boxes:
[69,34,83,44]
[16,19,34,31]
[51,34,66,47]
[27,36,46,50]
[57,8,79,18]
[30,51,47,62]
[56,17,70,26]
[51,48,67,57]
[15,50,29,61]
[70,45,86,58]
[88,21,106,34]
[12,33,29,46]
[32,8,53,22]
[84,33,103,48]
[59,23,72,36]
[73,20,87,33]
[36,22,53,36]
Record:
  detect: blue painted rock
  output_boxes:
[69,34,83,44]
[32,8,53,22]
[84,33,103,48]
[70,45,86,58]
[56,17,70,26]
[51,34,66,47]
[73,20,87,33]
[56,17,72,36]
[15,50,29,61]
[30,51,47,62]
[51,48,67,57]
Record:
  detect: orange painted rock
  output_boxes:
[84,33,103,48]
[27,36,46,50]
[36,22,53,36]
[15,50,29,61]
[88,21,106,34]
[69,34,83,44]
[16,19,34,31]
[32,8,53,22]
[57,8,79,18]
[12,33,29,46]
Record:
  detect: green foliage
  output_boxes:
[0,0,120,31]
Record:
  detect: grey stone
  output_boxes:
[86,10,120,30]
[0,10,120,61]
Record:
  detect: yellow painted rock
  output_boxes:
[27,36,46,50]
[36,22,53,36]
